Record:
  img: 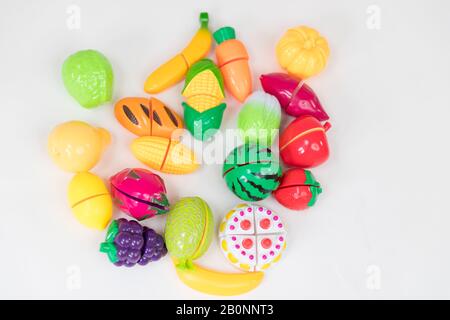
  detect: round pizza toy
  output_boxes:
[219,204,286,272]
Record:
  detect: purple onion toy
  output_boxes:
[110,168,169,220]
[260,72,329,121]
[100,218,167,267]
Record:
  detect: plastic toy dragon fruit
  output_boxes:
[110,168,169,220]
[100,218,167,267]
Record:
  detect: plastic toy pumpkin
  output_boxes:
[276,26,330,79]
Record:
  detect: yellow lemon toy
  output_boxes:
[68,172,112,230]
[48,121,111,173]
[276,26,330,79]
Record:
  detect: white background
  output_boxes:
[1,0,449,299]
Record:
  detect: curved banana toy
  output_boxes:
[173,259,264,296]
[144,12,212,94]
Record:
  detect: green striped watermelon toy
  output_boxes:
[223,144,281,201]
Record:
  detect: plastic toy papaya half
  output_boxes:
[237,91,281,146]
[131,136,199,174]
[67,172,112,230]
[164,197,214,269]
[276,26,329,79]
[62,50,113,108]
[214,26,252,102]
[114,97,183,139]
[110,168,170,220]
[260,73,329,121]
[48,121,111,173]
[182,59,226,140]
[144,12,212,94]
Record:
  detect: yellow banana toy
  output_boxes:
[144,12,212,94]
[173,259,264,296]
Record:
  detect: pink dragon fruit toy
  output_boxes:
[110,168,169,220]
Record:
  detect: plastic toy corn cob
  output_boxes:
[131,136,199,174]
[182,59,226,140]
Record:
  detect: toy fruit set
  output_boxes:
[49,11,333,296]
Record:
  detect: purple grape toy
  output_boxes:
[99,218,167,267]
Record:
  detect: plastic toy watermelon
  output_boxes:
[223,144,281,201]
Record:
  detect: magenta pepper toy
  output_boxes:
[260,73,329,121]
[110,168,169,220]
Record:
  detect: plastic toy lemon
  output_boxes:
[62,50,114,108]
[276,26,330,79]
[68,172,112,230]
[48,121,111,173]
[164,197,214,269]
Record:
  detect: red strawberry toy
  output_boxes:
[279,116,331,168]
[273,168,322,210]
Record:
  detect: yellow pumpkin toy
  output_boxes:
[276,26,330,79]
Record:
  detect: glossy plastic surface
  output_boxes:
[48,121,110,173]
[165,197,214,269]
[219,204,287,272]
[144,12,212,94]
[114,97,183,138]
[214,27,252,102]
[223,144,281,201]
[276,26,330,79]
[62,50,113,108]
[110,168,169,220]
[273,168,322,210]
[260,73,329,120]
[131,136,199,174]
[279,116,331,168]
[183,102,226,141]
[99,219,167,267]
[237,91,281,146]
[67,172,112,230]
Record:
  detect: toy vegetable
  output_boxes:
[164,197,214,269]
[114,97,183,138]
[182,59,226,140]
[48,121,111,173]
[110,168,170,220]
[219,204,286,271]
[144,12,212,94]
[280,116,331,168]
[131,136,199,174]
[260,73,329,121]
[68,172,112,230]
[237,91,281,146]
[276,26,329,79]
[214,26,252,102]
[62,50,113,108]
[100,218,167,267]
[223,144,281,201]
[273,168,322,210]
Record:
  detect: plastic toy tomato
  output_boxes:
[279,116,331,168]
[273,168,322,210]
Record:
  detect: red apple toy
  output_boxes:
[260,73,329,121]
[273,168,322,210]
[279,116,331,168]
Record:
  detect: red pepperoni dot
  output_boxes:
[242,238,253,249]
[267,210,272,215]
[247,207,252,212]
[232,236,236,241]
[270,251,275,256]
[240,219,251,230]
[229,225,235,231]
[273,216,279,221]
[235,244,240,249]
[262,255,267,260]
[241,251,246,256]
[276,244,281,250]
[240,211,244,216]
[249,255,254,260]
[260,218,271,230]
[279,236,284,241]
[261,238,272,249]
[258,207,263,211]
[233,217,238,222]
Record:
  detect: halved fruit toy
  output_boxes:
[273,168,322,210]
[100,218,167,267]
[219,204,287,271]
[110,168,169,220]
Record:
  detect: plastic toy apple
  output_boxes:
[279,116,331,168]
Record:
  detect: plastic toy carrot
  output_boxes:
[213,27,252,102]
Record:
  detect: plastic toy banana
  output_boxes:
[173,259,264,296]
[144,12,212,94]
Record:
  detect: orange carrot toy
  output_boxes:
[213,27,252,102]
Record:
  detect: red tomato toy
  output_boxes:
[273,168,322,210]
[279,116,331,168]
